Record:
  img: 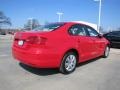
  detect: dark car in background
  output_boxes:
[0,31,6,35]
[103,31,120,48]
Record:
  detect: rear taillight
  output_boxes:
[26,36,47,45]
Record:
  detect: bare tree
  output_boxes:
[0,11,11,27]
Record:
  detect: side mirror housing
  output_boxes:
[98,34,103,38]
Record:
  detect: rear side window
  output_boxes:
[33,23,65,32]
[85,26,99,37]
[68,24,86,36]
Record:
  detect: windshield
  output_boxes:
[33,23,65,32]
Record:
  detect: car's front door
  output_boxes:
[85,26,105,57]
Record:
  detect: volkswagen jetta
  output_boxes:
[12,22,110,74]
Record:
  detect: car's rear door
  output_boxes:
[68,24,95,62]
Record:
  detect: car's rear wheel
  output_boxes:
[103,46,110,58]
[60,52,77,74]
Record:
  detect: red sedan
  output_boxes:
[12,22,110,74]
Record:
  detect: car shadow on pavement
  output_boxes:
[19,63,59,76]
[19,57,102,76]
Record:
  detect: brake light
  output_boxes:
[26,36,47,45]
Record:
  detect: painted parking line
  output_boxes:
[0,54,9,57]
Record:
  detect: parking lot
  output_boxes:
[0,35,120,90]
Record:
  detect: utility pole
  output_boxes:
[94,0,102,33]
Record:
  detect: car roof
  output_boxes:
[50,22,88,25]
[48,22,97,31]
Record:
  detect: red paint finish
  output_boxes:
[12,22,109,68]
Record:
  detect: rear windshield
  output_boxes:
[33,23,65,32]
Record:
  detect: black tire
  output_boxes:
[103,46,110,58]
[59,52,77,74]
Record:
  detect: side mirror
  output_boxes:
[98,34,103,38]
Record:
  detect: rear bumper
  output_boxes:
[12,46,61,68]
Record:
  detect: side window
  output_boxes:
[69,24,86,36]
[86,26,99,37]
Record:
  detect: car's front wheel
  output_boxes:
[103,46,110,58]
[60,52,77,74]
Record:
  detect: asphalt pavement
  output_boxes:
[0,35,120,90]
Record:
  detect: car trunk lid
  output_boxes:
[13,31,48,49]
